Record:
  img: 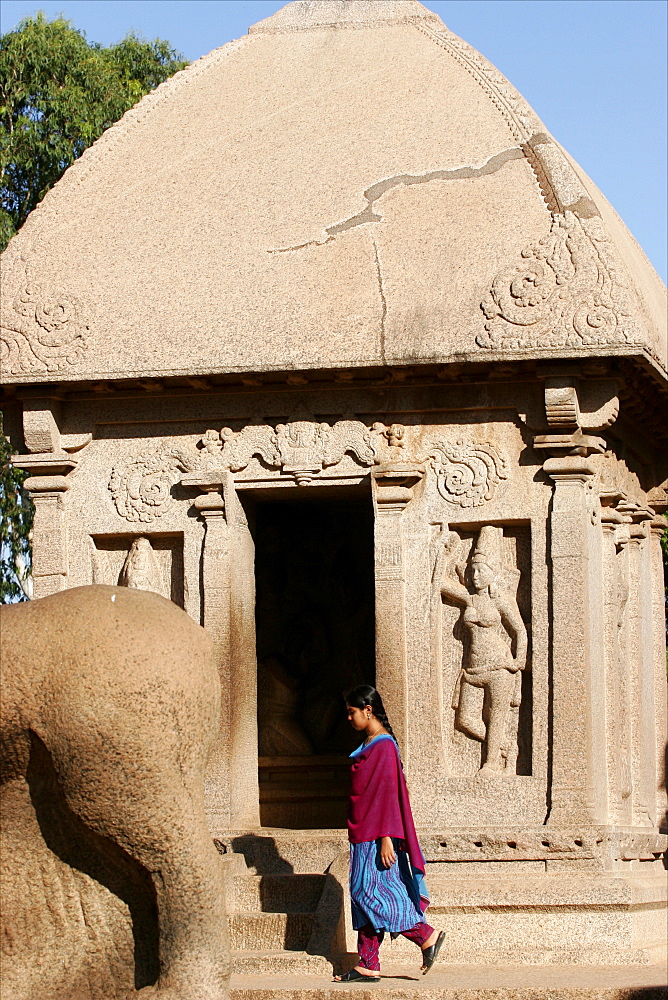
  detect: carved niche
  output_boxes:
[433,524,531,777]
[1,270,89,374]
[477,211,640,352]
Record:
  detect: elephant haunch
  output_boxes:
[0,585,229,1000]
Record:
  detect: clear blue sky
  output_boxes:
[2,0,666,282]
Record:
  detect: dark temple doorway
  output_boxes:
[252,490,375,829]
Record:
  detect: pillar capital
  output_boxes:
[181,472,226,516]
[371,462,424,514]
[534,431,605,460]
[542,456,596,481]
[14,452,77,478]
[16,462,75,599]
[649,516,668,539]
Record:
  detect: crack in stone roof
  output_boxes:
[372,234,387,362]
[267,146,524,254]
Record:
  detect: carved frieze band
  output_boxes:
[418,25,542,142]
[477,211,640,351]
[109,422,510,522]
[1,268,89,374]
[201,419,377,485]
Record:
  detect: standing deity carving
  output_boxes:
[119,537,165,595]
[434,525,527,774]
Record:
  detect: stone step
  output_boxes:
[217,830,349,874]
[229,911,315,951]
[421,870,668,907]
[231,950,333,975]
[375,938,665,966]
[229,961,668,999]
[232,873,325,913]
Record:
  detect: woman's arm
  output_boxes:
[380,836,396,868]
[440,570,471,607]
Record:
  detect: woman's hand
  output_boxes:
[380,837,396,869]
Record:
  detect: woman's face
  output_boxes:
[346,703,371,732]
[472,560,495,591]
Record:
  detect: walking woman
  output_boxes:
[333,685,444,983]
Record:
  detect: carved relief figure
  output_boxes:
[119,536,164,594]
[435,526,527,774]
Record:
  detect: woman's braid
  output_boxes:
[374,708,398,745]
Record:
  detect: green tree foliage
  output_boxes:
[0,417,33,602]
[0,12,187,249]
[0,14,185,598]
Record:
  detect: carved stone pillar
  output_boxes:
[371,464,423,754]
[649,516,668,827]
[17,454,77,599]
[627,515,659,828]
[543,455,599,826]
[222,473,260,829]
[186,474,232,829]
[192,479,231,657]
[14,396,76,599]
[600,501,627,824]
[613,522,634,826]
[182,471,260,830]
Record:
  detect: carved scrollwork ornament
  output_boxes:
[197,418,378,484]
[427,439,509,508]
[477,211,640,351]
[1,270,89,374]
[112,423,510,520]
[109,447,199,522]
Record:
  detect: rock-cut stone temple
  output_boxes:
[1,0,666,988]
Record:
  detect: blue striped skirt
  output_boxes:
[349,838,428,933]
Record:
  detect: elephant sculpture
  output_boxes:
[0,585,229,1000]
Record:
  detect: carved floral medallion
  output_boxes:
[427,439,509,508]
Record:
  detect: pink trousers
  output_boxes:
[357,920,435,972]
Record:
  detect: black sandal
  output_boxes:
[334,967,381,983]
[421,930,445,975]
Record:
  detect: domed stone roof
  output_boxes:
[1,0,665,384]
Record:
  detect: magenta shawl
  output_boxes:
[347,736,425,874]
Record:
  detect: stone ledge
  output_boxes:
[218,828,667,872]
[229,961,668,999]
[422,872,668,907]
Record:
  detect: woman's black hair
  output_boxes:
[345,684,398,746]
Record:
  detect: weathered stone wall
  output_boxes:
[11,367,667,875]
